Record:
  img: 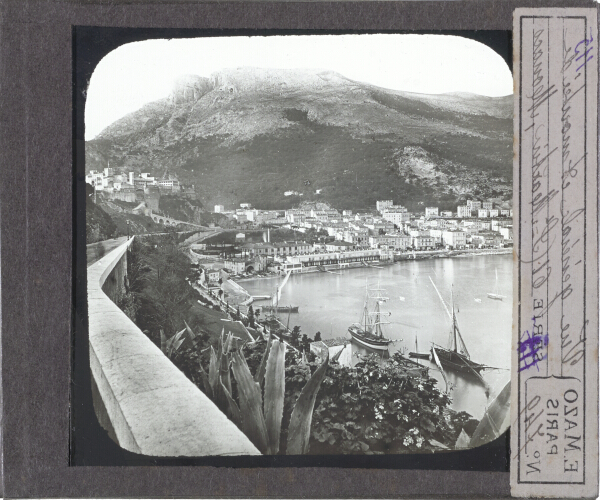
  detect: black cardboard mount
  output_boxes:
[1,0,594,497]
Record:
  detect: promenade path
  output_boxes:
[86,236,128,266]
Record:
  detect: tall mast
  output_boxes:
[373,300,382,337]
[415,335,420,366]
[451,286,458,353]
[362,280,370,331]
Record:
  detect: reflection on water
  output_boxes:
[240,254,512,420]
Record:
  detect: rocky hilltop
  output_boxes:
[87,67,512,210]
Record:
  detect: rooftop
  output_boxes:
[321,337,350,347]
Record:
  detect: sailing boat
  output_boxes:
[348,281,393,352]
[263,270,299,313]
[429,279,487,383]
[409,334,430,360]
[487,268,505,301]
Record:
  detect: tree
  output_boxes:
[301,334,310,352]
[133,236,196,343]
[247,305,255,328]
[314,331,322,342]
[291,326,301,347]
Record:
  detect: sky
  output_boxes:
[85,34,513,140]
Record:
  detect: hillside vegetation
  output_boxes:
[86,197,117,243]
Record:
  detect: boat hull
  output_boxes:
[409,352,431,360]
[395,353,429,377]
[487,293,503,301]
[348,328,391,352]
[263,306,299,313]
[431,346,484,375]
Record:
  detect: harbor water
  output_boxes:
[239,254,512,420]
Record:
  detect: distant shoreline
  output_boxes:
[233,248,512,284]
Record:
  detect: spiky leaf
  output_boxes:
[183,319,196,340]
[254,334,272,384]
[469,380,511,448]
[221,377,242,428]
[208,346,219,393]
[160,329,167,355]
[167,327,186,357]
[231,349,269,453]
[263,340,286,454]
[220,336,233,396]
[331,345,346,363]
[455,429,470,449]
[223,330,233,354]
[287,352,329,455]
[198,360,212,399]
[208,346,228,411]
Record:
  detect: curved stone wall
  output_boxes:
[87,238,260,456]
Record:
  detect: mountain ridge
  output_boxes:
[87,67,513,211]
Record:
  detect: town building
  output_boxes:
[499,226,513,242]
[85,170,106,189]
[325,241,356,252]
[369,233,411,250]
[282,249,392,273]
[222,258,247,274]
[364,220,395,234]
[411,235,435,250]
[342,228,370,247]
[376,200,394,212]
[466,200,482,210]
[381,209,411,225]
[157,179,180,191]
[214,205,224,213]
[425,207,439,217]
[471,231,504,248]
[429,229,443,245]
[242,241,311,257]
[442,230,467,249]
[457,206,471,218]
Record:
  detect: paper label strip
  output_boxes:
[511,8,598,498]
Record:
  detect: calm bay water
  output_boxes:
[239,254,512,420]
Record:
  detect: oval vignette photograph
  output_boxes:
[82,33,513,458]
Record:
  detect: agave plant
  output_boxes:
[160,327,187,358]
[160,320,199,359]
[196,329,236,416]
[201,332,329,455]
